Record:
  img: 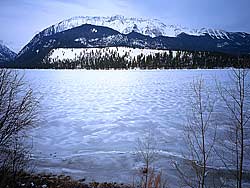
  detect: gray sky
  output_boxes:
[0,0,249,52]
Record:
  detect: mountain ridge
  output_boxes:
[13,16,250,67]
[41,15,245,40]
[0,43,16,63]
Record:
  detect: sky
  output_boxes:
[0,0,250,53]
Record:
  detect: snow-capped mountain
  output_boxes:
[0,43,16,63]
[15,15,250,67]
[42,15,234,40]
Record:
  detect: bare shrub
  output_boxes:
[0,69,38,187]
[134,129,169,188]
[174,76,218,188]
[216,69,250,188]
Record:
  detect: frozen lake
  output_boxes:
[22,69,250,186]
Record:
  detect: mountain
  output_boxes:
[40,15,236,39]
[15,16,250,67]
[0,43,16,63]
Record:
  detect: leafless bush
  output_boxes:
[216,69,250,188]
[0,69,38,187]
[174,76,218,188]
[134,129,169,188]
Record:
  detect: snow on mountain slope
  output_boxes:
[49,47,176,62]
[42,15,232,39]
[15,15,250,66]
[0,43,16,62]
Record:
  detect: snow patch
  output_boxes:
[217,42,229,48]
[74,38,87,45]
[91,28,98,33]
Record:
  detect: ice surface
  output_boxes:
[21,69,250,187]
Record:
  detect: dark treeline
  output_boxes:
[2,49,250,69]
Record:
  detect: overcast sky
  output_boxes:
[0,0,250,52]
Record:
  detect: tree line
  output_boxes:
[41,49,250,69]
[2,48,250,69]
